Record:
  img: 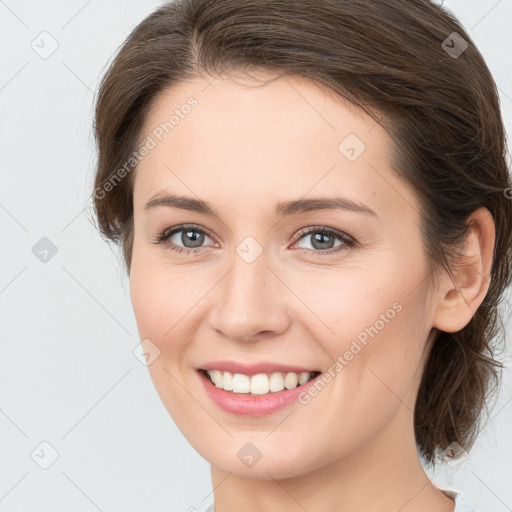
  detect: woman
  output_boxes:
[91,1,512,510]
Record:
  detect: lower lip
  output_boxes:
[197,369,321,417]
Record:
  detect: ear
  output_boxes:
[432,207,496,333]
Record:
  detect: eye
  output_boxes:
[152,224,356,257]
[291,226,355,256]
[152,224,216,254]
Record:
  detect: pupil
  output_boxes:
[312,232,333,250]
[183,230,204,248]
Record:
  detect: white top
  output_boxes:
[440,489,476,512]
[197,488,475,512]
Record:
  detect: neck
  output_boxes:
[209,404,455,512]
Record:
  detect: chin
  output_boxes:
[196,436,326,481]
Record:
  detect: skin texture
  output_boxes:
[129,70,495,512]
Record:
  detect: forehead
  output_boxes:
[142,70,374,146]
[134,72,418,225]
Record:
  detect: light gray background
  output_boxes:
[1,1,511,511]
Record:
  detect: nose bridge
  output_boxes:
[212,236,289,340]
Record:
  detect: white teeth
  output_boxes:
[250,374,270,394]
[222,371,233,391]
[269,372,285,392]
[205,370,315,395]
[298,372,310,385]
[211,369,223,389]
[284,372,298,389]
[232,373,250,393]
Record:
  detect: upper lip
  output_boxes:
[198,360,321,376]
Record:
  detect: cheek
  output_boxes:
[129,260,200,419]
[130,268,163,339]
[303,253,431,405]
[288,260,404,349]
[129,255,189,345]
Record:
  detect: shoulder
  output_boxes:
[440,488,476,512]
[196,496,214,512]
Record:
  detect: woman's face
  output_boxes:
[129,71,438,479]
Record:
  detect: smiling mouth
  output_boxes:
[198,368,322,395]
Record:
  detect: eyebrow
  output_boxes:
[143,192,378,218]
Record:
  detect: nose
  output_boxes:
[210,246,291,343]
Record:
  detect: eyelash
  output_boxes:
[151,223,356,258]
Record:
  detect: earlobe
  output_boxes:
[432,207,495,334]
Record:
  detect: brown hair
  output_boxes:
[91,0,512,465]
